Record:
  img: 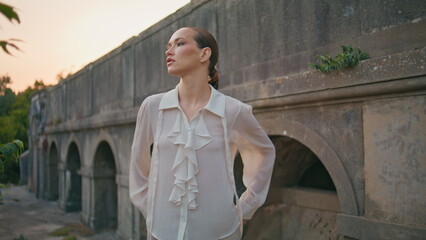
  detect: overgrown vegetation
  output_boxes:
[50,226,73,237]
[50,222,95,239]
[0,140,23,184]
[62,236,78,240]
[0,76,46,183]
[310,45,369,73]
[13,234,28,240]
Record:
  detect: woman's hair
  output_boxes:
[189,27,219,89]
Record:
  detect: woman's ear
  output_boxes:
[200,47,211,63]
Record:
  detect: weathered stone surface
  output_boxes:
[247,188,342,240]
[360,0,426,34]
[363,95,426,227]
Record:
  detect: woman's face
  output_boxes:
[165,28,204,77]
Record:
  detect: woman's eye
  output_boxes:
[177,42,185,46]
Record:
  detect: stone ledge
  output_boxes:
[281,187,340,213]
[45,107,139,134]
[44,48,426,134]
[338,214,426,240]
[222,47,426,105]
[250,76,426,111]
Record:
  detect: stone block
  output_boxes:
[363,95,426,227]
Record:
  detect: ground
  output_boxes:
[0,185,117,240]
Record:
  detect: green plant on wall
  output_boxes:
[310,45,369,73]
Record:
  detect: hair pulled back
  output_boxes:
[189,27,219,89]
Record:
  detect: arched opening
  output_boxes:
[47,143,59,200]
[92,141,117,230]
[65,142,82,212]
[236,136,341,240]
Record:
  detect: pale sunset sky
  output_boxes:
[1,0,190,92]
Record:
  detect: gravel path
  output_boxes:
[0,185,117,240]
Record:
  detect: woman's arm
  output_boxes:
[129,96,154,218]
[231,103,276,220]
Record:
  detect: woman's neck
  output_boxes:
[178,74,211,120]
[178,74,211,103]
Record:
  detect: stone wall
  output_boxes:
[28,0,426,239]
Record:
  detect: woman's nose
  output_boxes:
[165,48,172,56]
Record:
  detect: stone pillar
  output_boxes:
[79,167,92,228]
[80,167,118,232]
[58,162,67,209]
[115,174,134,240]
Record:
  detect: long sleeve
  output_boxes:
[231,103,276,220]
[129,96,154,218]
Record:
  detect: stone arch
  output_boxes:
[64,141,82,212]
[268,136,336,191]
[91,141,117,230]
[47,142,60,200]
[271,119,359,215]
[237,133,347,239]
[90,132,121,175]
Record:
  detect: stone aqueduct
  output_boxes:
[28,0,425,239]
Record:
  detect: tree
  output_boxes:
[0,75,16,116]
[0,75,12,94]
[0,77,46,148]
[0,2,21,55]
[56,70,73,83]
[0,77,45,183]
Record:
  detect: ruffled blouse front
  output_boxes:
[129,85,276,240]
[167,112,212,210]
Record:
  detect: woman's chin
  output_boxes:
[167,69,181,77]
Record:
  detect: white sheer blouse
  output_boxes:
[129,85,275,240]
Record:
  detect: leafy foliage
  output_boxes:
[0,77,46,148]
[0,2,22,55]
[0,75,12,95]
[56,69,73,83]
[0,2,20,23]
[62,236,78,240]
[310,45,369,73]
[0,76,46,182]
[50,226,73,237]
[0,38,22,55]
[13,234,28,240]
[0,140,23,185]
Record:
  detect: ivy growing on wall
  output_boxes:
[310,45,369,73]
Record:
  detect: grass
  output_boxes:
[62,236,78,240]
[49,226,72,236]
[49,222,95,238]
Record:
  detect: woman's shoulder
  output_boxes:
[223,94,252,112]
[221,94,253,124]
[146,92,166,104]
[138,92,166,113]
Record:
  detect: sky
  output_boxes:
[0,0,190,92]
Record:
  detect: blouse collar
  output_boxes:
[159,84,226,118]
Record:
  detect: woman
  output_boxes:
[129,27,275,240]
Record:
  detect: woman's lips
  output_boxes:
[166,58,175,65]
